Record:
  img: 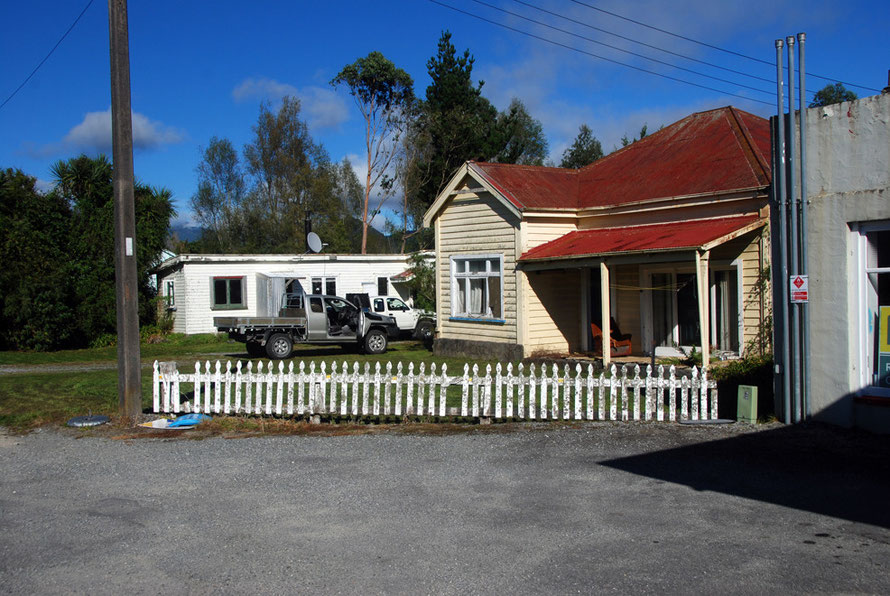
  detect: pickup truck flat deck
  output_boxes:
[214,293,397,358]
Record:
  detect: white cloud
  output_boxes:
[34,178,56,193]
[232,77,349,131]
[61,108,184,152]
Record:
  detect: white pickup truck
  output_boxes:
[347,294,436,345]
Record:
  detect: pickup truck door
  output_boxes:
[306,296,328,340]
[385,297,416,331]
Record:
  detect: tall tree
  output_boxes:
[809,82,858,107]
[620,124,648,148]
[51,155,174,344]
[411,31,500,212]
[331,51,414,253]
[242,97,339,253]
[0,169,74,350]
[560,124,603,169]
[494,98,549,166]
[191,137,245,252]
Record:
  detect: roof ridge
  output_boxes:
[726,107,772,184]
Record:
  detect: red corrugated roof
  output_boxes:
[472,106,770,211]
[519,215,764,261]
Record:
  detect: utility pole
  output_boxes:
[108,0,141,423]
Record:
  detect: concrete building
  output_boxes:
[804,92,890,433]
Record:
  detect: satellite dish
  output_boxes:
[307,232,323,253]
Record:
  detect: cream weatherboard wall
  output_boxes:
[518,217,580,355]
[435,192,520,345]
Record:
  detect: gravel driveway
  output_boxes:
[1,422,889,594]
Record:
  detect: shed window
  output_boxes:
[378,276,388,296]
[312,277,336,296]
[212,276,246,309]
[165,280,175,308]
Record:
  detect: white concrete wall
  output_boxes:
[806,93,890,427]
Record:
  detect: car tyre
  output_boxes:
[265,333,293,359]
[246,341,265,358]
[363,328,387,355]
[415,320,434,349]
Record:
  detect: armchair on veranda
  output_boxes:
[590,322,632,357]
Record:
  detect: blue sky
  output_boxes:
[2,0,887,230]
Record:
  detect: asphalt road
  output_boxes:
[1,422,889,595]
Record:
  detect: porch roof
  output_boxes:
[519,214,765,262]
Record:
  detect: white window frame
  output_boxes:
[311,276,337,296]
[855,221,890,395]
[449,254,504,321]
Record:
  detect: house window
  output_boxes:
[212,276,246,309]
[165,280,175,309]
[450,255,503,320]
[857,225,890,389]
[312,277,336,296]
[378,276,388,296]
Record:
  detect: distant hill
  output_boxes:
[169,223,203,243]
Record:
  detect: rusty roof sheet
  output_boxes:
[472,106,770,211]
[519,214,764,261]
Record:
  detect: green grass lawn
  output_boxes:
[0,334,512,431]
[1,333,739,432]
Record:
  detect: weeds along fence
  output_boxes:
[153,360,718,423]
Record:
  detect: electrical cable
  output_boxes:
[427,0,775,106]
[568,0,882,93]
[472,0,774,97]
[0,0,95,111]
[510,0,781,91]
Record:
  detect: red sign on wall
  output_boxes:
[790,275,808,303]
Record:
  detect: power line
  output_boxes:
[510,0,781,92]
[427,0,775,106]
[472,0,774,97]
[0,0,94,111]
[568,0,882,93]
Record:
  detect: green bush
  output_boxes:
[712,353,774,421]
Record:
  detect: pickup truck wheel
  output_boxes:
[363,329,387,354]
[266,333,293,359]
[415,320,434,346]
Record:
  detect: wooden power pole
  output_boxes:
[108,0,142,423]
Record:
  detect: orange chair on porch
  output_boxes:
[590,322,632,357]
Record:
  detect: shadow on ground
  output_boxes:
[600,422,890,529]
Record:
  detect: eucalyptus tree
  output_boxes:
[332,51,414,253]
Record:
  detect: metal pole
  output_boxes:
[786,36,801,423]
[775,39,791,424]
[109,0,142,423]
[797,32,810,420]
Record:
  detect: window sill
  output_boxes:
[211,305,247,311]
[449,316,506,325]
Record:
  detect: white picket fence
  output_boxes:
[153,360,718,422]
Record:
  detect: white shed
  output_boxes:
[155,253,420,334]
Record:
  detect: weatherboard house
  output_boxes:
[155,253,418,335]
[423,106,772,363]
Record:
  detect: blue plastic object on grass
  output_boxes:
[167,413,211,428]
